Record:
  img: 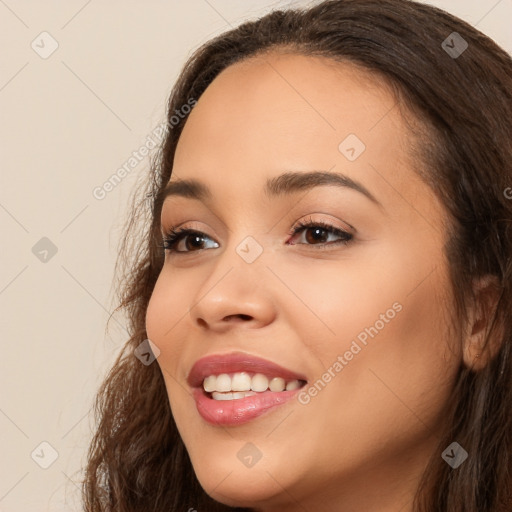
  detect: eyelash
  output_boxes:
[161,217,353,254]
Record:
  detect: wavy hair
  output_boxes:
[82,0,512,510]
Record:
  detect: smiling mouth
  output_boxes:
[202,372,307,401]
[188,351,309,425]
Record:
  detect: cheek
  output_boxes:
[294,254,459,455]
[145,273,191,375]
[314,270,457,447]
[268,255,403,366]
[145,274,197,424]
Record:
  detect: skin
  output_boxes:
[145,52,466,511]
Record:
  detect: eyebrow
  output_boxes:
[161,170,382,208]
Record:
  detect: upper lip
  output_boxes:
[187,351,308,388]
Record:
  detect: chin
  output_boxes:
[191,457,286,509]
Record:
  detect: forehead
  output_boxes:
[170,52,427,213]
[175,52,404,160]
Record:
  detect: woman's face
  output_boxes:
[146,53,460,511]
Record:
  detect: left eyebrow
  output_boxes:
[161,170,383,208]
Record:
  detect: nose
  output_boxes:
[189,247,277,333]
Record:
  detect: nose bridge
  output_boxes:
[213,204,271,273]
[189,228,275,328]
[204,229,268,295]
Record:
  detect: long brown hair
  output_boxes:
[82,1,512,510]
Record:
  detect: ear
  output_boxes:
[462,274,504,371]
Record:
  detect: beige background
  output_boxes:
[1,1,510,511]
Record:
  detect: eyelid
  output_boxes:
[160,220,207,237]
[290,213,355,234]
[161,215,355,255]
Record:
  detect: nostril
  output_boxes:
[226,314,252,321]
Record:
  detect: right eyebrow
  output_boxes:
[161,170,383,209]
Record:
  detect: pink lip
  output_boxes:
[187,351,307,426]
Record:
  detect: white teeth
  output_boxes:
[231,372,251,391]
[216,373,231,392]
[203,375,217,393]
[269,377,286,392]
[202,372,303,396]
[212,391,257,401]
[285,380,300,391]
[251,373,269,392]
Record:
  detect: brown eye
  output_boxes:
[303,226,330,244]
[163,229,219,253]
[289,220,353,247]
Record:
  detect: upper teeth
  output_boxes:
[203,372,302,393]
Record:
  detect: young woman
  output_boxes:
[82,1,512,510]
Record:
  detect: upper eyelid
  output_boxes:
[161,220,353,253]
[160,219,350,237]
[160,211,355,233]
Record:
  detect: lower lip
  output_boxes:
[192,387,302,426]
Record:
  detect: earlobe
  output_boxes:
[462,274,504,372]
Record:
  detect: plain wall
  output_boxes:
[1,1,511,510]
